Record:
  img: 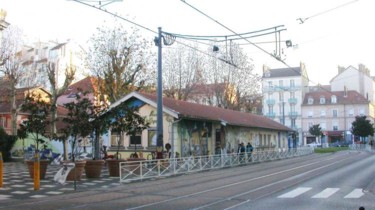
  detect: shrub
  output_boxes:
[0,127,17,162]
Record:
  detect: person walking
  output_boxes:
[246,142,254,160]
[239,142,246,163]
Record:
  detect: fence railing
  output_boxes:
[349,144,372,151]
[119,147,314,183]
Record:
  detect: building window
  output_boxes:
[331,95,337,104]
[279,92,284,102]
[0,117,4,128]
[320,96,326,104]
[359,109,365,116]
[290,79,295,87]
[291,118,296,128]
[110,132,121,147]
[321,110,326,117]
[308,111,313,118]
[148,128,157,147]
[268,105,273,113]
[348,109,354,117]
[279,80,283,88]
[308,122,313,128]
[333,121,338,130]
[333,110,338,117]
[320,122,326,130]
[290,91,295,99]
[129,133,142,146]
[308,97,314,104]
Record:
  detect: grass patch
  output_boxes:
[314,147,349,153]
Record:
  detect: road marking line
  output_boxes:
[312,188,339,198]
[126,155,354,210]
[344,188,364,198]
[278,187,312,198]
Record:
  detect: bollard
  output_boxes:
[34,152,40,190]
[0,152,3,188]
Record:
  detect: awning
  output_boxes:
[325,131,344,137]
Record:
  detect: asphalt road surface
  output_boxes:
[1,150,374,210]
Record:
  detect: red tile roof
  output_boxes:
[63,76,98,95]
[136,92,291,131]
[303,90,369,105]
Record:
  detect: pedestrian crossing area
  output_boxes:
[0,162,120,201]
[278,187,365,199]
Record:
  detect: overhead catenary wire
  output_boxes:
[70,0,367,119]
[296,0,359,24]
[180,0,287,65]
[165,25,285,42]
[71,0,252,70]
[180,0,372,118]
[179,0,333,93]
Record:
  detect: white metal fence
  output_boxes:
[349,144,372,151]
[119,147,314,183]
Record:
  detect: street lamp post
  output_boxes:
[155,27,164,159]
[153,27,176,159]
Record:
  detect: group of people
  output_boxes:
[238,142,254,154]
[237,142,254,162]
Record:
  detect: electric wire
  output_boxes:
[71,0,157,34]
[71,0,250,69]
[297,0,359,24]
[180,0,286,65]
[71,0,369,120]
[179,0,335,94]
[180,0,374,124]
[165,28,286,43]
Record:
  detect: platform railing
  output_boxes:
[349,144,372,151]
[119,147,314,183]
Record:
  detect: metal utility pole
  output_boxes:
[156,27,164,159]
[282,101,285,125]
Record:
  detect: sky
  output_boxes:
[1,0,374,85]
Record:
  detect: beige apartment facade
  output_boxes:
[301,89,375,145]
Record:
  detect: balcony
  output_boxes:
[266,99,275,105]
[288,98,297,104]
[289,111,298,118]
[265,112,276,118]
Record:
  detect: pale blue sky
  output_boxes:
[1,0,374,85]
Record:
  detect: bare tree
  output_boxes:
[0,25,24,135]
[205,41,260,110]
[45,62,75,156]
[85,22,156,103]
[163,41,205,100]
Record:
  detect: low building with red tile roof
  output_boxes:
[107,91,293,158]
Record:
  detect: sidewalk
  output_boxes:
[0,161,120,202]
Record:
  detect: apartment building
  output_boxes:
[330,64,375,102]
[18,39,87,91]
[262,62,309,147]
[301,88,375,145]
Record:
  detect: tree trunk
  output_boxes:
[63,140,68,160]
[10,80,17,135]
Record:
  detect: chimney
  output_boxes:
[338,65,345,74]
[358,63,370,76]
[263,64,270,77]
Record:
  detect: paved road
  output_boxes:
[1,151,374,210]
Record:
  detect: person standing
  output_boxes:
[246,142,254,159]
[239,142,246,163]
